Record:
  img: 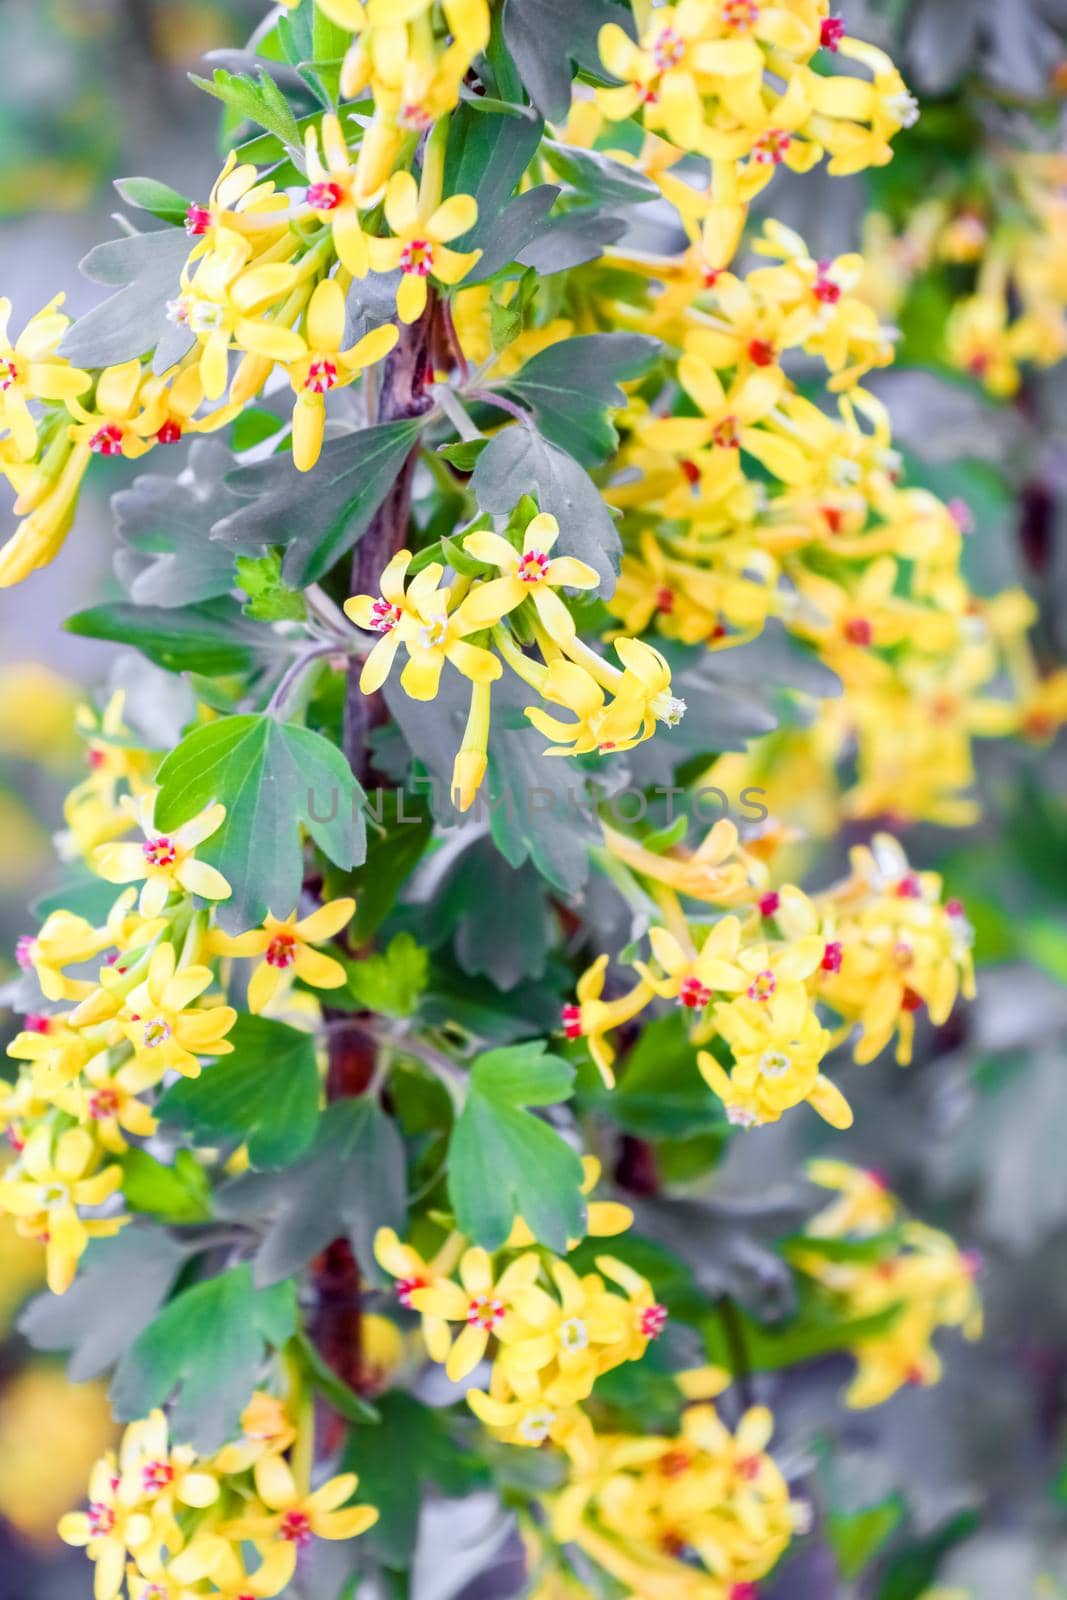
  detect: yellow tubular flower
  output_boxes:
[374,1225,466,1362]
[59,1454,155,1600]
[209,897,356,1012]
[303,114,373,274]
[93,793,230,917]
[287,281,398,471]
[367,172,480,323]
[409,1247,543,1381]
[177,237,301,400]
[461,511,600,640]
[0,1127,124,1295]
[0,294,90,458]
[99,941,237,1087]
[64,360,161,461]
[562,954,655,1087]
[219,1455,377,1589]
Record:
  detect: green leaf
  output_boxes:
[231,406,286,452]
[235,550,308,622]
[114,175,192,225]
[702,1284,905,1375]
[471,422,620,586]
[350,790,433,942]
[489,268,538,354]
[189,68,301,150]
[828,1497,905,1581]
[342,1393,487,1567]
[504,334,658,467]
[61,228,192,369]
[347,933,428,1018]
[437,438,490,471]
[156,1014,321,1168]
[502,0,630,120]
[121,1148,212,1223]
[154,715,366,932]
[216,418,426,586]
[113,440,240,608]
[448,1040,585,1250]
[444,99,544,249]
[65,598,269,676]
[542,140,658,206]
[111,1265,299,1452]
[216,1099,407,1287]
[18,1226,190,1381]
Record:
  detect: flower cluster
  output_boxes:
[596,2,916,267]
[862,153,1067,398]
[793,1161,983,1407]
[3,697,358,1292]
[565,822,975,1127]
[60,1395,377,1600]
[544,1393,808,1600]
[374,1158,666,1457]
[0,101,487,582]
[344,504,685,810]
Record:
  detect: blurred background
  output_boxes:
[0,2,1066,1598]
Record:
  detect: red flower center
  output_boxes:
[655,586,674,613]
[467,1294,506,1330]
[24,1013,51,1034]
[814,271,842,305]
[651,26,685,69]
[747,338,775,367]
[753,129,791,166]
[0,358,18,391]
[280,1509,314,1546]
[307,181,344,212]
[185,203,211,236]
[561,1002,583,1039]
[844,617,872,646]
[89,1089,121,1119]
[400,102,433,131]
[659,1448,691,1477]
[400,239,434,277]
[901,987,923,1013]
[305,358,339,394]
[895,874,922,899]
[370,597,401,633]
[640,1303,669,1338]
[395,1274,428,1308]
[736,1454,761,1480]
[712,416,741,450]
[142,1460,174,1493]
[142,836,178,867]
[266,933,297,969]
[821,940,843,973]
[678,976,712,1010]
[87,1502,115,1537]
[746,969,776,1001]
[90,423,125,456]
[517,549,550,583]
[680,457,701,485]
[143,1017,173,1049]
[758,891,779,917]
[722,0,759,29]
[820,15,845,50]
[156,420,183,445]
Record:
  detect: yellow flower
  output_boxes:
[53,1055,159,1154]
[373,1225,466,1363]
[506,1156,632,1249]
[806,1159,898,1238]
[116,1409,220,1520]
[698,985,849,1129]
[93,792,230,917]
[408,1246,542,1381]
[59,1453,155,1600]
[210,897,355,1012]
[65,360,162,461]
[176,236,301,400]
[302,113,374,272]
[286,281,398,470]
[461,511,600,641]
[101,942,237,1087]
[0,294,90,458]
[0,1127,124,1295]
[561,954,655,1087]
[221,1455,377,1587]
[634,915,747,1029]
[367,172,480,323]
